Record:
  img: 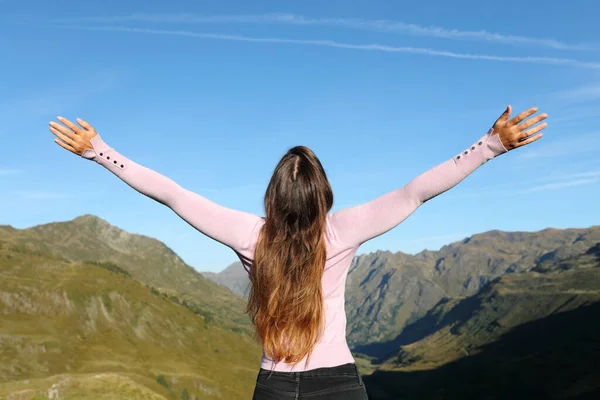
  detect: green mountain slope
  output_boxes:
[0,239,262,400]
[0,215,253,335]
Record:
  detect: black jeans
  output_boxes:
[252,362,369,399]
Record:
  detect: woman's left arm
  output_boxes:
[49,117,262,253]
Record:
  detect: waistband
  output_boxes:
[258,362,358,378]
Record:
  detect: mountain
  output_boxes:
[202,261,250,298]
[0,237,262,400]
[198,225,600,352]
[383,240,600,367]
[3,214,599,399]
[0,214,254,335]
[361,241,600,399]
[346,226,600,349]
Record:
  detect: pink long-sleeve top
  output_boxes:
[81,127,508,372]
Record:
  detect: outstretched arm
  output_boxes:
[49,117,262,253]
[329,106,548,248]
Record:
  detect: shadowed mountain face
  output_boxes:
[363,302,600,400]
[0,214,254,335]
[360,241,600,399]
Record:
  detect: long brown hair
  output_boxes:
[245,145,334,369]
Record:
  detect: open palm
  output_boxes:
[492,105,548,151]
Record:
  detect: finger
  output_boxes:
[519,122,547,141]
[49,121,77,140]
[510,107,538,126]
[518,113,548,130]
[77,117,93,131]
[57,116,83,135]
[49,126,77,147]
[517,133,543,147]
[499,105,511,122]
[54,138,78,154]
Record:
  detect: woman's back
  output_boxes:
[241,214,363,372]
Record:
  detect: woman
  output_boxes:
[49,105,547,399]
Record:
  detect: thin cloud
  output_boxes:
[449,169,600,198]
[551,105,600,123]
[555,84,600,103]
[406,232,469,243]
[0,169,23,176]
[538,170,600,181]
[54,13,592,51]
[520,136,600,159]
[517,132,600,159]
[47,25,600,69]
[527,170,600,184]
[0,70,123,119]
[9,190,73,200]
[522,178,598,193]
[194,182,264,196]
[570,170,600,178]
[517,168,600,193]
[542,84,600,124]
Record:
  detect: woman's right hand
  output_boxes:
[49,116,98,158]
[492,105,548,151]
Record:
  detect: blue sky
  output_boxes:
[1,0,599,272]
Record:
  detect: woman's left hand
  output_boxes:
[49,116,98,157]
[491,105,548,151]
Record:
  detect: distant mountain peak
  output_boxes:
[72,214,109,224]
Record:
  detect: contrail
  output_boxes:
[51,13,593,51]
[47,25,600,69]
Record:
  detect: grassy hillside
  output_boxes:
[0,240,262,400]
[0,215,253,336]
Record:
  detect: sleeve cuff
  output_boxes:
[453,127,508,164]
[81,134,129,171]
[485,128,509,156]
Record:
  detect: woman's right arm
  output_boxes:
[49,117,262,254]
[329,106,547,248]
